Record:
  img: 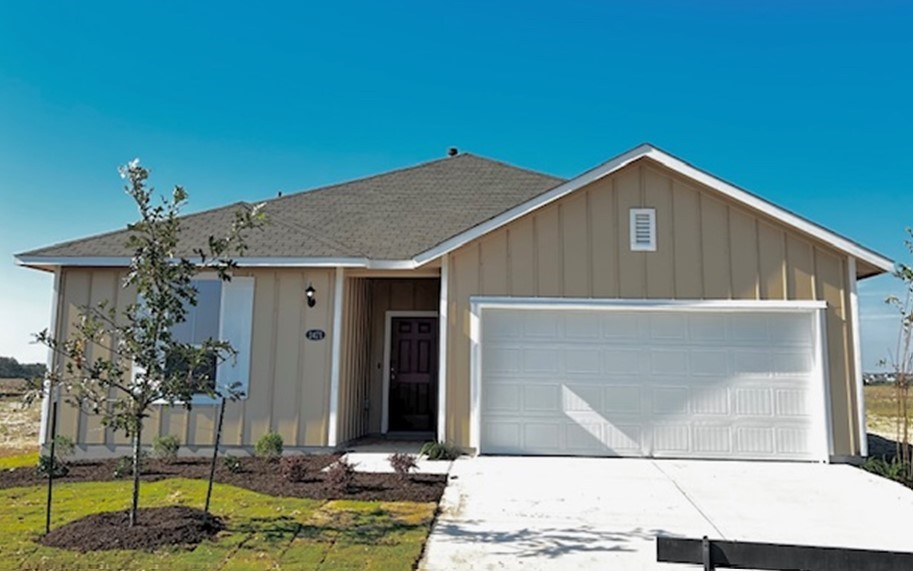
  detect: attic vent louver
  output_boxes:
[630,208,656,251]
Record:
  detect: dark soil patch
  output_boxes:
[40,505,223,551]
[868,432,913,461]
[0,455,447,502]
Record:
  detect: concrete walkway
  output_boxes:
[420,457,913,570]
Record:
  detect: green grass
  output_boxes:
[0,451,39,469]
[0,478,436,570]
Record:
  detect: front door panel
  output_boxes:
[389,317,438,432]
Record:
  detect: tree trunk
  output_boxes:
[129,422,143,527]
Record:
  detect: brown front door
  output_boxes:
[389,316,438,432]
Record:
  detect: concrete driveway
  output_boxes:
[419,457,913,570]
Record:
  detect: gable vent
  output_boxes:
[630,208,656,251]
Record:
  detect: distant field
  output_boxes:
[0,378,39,457]
[866,384,909,438]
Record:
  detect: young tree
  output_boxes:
[884,229,913,475]
[32,159,264,526]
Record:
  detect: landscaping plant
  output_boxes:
[36,454,69,478]
[255,431,284,460]
[419,441,461,461]
[325,458,356,494]
[37,434,76,478]
[222,455,243,473]
[28,159,264,526]
[280,456,310,482]
[882,228,913,478]
[388,452,418,480]
[151,435,181,461]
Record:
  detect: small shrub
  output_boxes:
[325,458,356,494]
[112,455,146,479]
[36,454,69,478]
[222,454,243,473]
[388,452,418,480]
[863,456,910,482]
[280,456,310,482]
[419,441,461,461]
[53,435,76,459]
[151,434,181,461]
[255,432,283,459]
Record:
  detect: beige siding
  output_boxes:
[445,158,863,456]
[55,267,338,450]
[337,278,372,444]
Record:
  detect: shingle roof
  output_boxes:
[18,154,565,262]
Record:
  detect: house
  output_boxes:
[16,144,893,463]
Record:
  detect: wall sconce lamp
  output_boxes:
[305,284,316,307]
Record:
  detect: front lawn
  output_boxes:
[2,478,436,570]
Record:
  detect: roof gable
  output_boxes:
[414,144,894,276]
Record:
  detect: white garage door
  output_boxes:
[475,302,828,461]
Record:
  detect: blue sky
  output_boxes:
[1,1,910,369]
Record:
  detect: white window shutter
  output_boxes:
[218,276,255,399]
[630,208,656,251]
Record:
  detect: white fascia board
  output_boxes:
[365,259,418,270]
[15,255,374,268]
[15,255,421,270]
[412,144,894,273]
[469,296,828,312]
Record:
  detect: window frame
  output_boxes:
[140,273,255,406]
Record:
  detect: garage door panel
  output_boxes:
[689,387,730,415]
[603,386,641,413]
[479,306,823,461]
[652,387,691,415]
[524,385,561,412]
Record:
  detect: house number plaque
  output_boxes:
[305,329,326,341]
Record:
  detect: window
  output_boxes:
[169,280,222,394]
[630,208,656,252]
[146,276,255,403]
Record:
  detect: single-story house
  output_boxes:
[17,144,893,463]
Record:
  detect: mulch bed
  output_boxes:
[0,455,447,502]
[40,505,224,551]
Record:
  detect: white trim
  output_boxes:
[381,310,439,434]
[15,255,423,271]
[629,208,657,252]
[848,257,867,456]
[412,144,894,273]
[327,267,345,447]
[217,276,255,399]
[437,256,449,443]
[468,296,827,312]
[469,296,832,461]
[815,307,835,461]
[469,301,482,452]
[38,268,62,446]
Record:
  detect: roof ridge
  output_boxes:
[17,200,253,257]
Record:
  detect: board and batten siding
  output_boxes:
[336,277,372,445]
[444,158,863,457]
[51,267,338,450]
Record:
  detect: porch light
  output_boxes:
[305,284,316,307]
